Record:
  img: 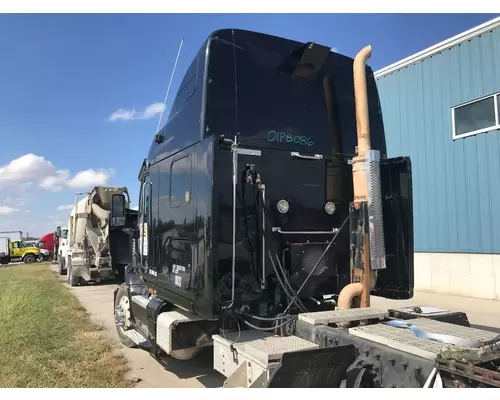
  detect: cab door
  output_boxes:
[137,164,160,282]
[11,241,23,258]
[155,153,196,300]
[138,174,153,278]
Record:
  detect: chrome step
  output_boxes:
[123,328,148,345]
[131,294,150,309]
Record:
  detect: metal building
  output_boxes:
[375,17,500,300]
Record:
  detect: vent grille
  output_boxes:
[301,245,328,276]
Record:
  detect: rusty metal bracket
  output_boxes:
[436,359,500,388]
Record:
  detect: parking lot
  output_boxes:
[50,263,500,388]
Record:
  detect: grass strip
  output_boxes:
[0,263,132,388]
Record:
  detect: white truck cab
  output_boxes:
[57,226,69,273]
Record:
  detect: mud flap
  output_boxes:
[267,345,356,388]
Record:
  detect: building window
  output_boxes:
[452,92,500,139]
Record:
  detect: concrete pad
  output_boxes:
[371,291,500,334]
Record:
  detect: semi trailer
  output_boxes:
[110,29,500,388]
[57,186,134,286]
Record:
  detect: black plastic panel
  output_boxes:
[374,156,414,299]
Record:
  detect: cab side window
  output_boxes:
[138,175,152,268]
[142,176,151,218]
[170,155,191,208]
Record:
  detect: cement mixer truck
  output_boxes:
[57,186,134,286]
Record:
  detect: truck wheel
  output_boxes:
[114,283,137,348]
[67,258,79,287]
[58,257,67,276]
[23,254,36,264]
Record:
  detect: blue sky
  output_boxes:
[0,13,498,237]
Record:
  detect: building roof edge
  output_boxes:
[374,16,500,79]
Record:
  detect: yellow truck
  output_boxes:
[0,237,40,265]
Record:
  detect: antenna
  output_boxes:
[155,37,184,136]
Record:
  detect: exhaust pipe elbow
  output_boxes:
[338,272,378,310]
[337,282,363,310]
[353,45,372,157]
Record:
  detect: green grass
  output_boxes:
[0,262,132,388]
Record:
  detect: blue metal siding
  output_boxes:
[376,27,500,253]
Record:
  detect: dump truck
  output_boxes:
[57,186,134,286]
[109,29,500,388]
[0,237,40,265]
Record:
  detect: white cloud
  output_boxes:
[39,170,70,192]
[66,168,115,189]
[108,102,164,122]
[41,168,114,192]
[0,153,54,182]
[0,154,117,236]
[131,205,138,210]
[57,204,74,211]
[0,153,116,193]
[0,205,19,214]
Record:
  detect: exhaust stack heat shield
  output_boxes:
[366,149,386,270]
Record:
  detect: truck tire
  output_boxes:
[0,257,10,265]
[114,283,137,348]
[58,257,67,276]
[23,254,36,264]
[67,257,79,287]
